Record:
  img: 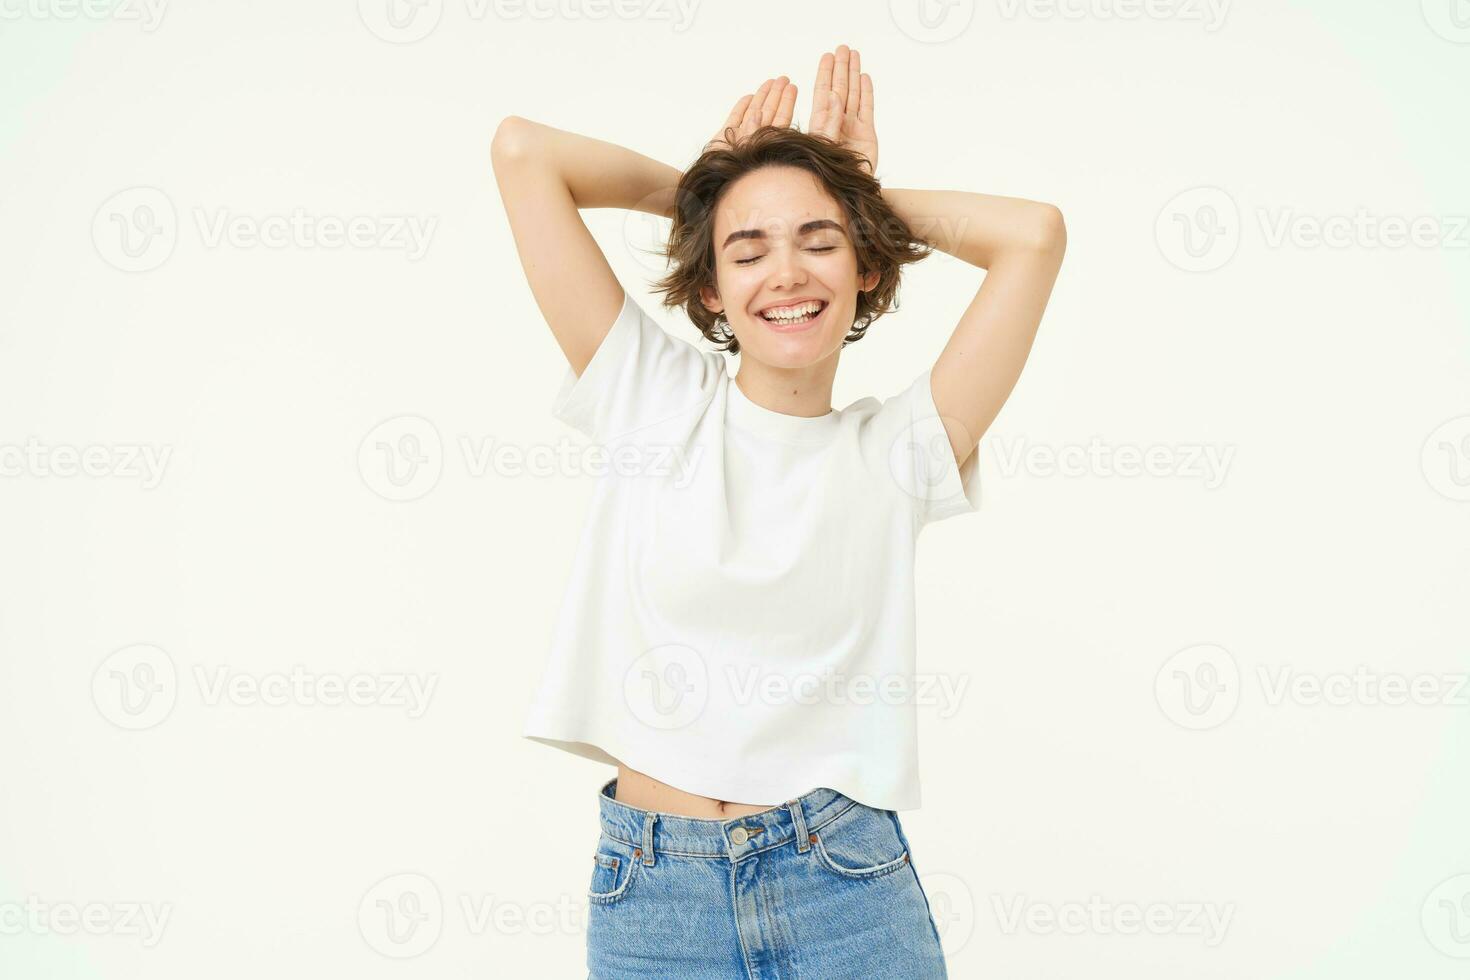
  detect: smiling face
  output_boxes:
[700,164,879,370]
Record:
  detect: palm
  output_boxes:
[806,45,877,175]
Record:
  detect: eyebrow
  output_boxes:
[721,219,846,251]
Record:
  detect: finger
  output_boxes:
[808,88,829,136]
[815,90,841,140]
[741,79,775,135]
[832,45,850,110]
[858,72,873,123]
[725,93,752,129]
[746,77,773,130]
[716,93,752,146]
[847,48,861,116]
[774,82,798,128]
[758,75,790,127]
[814,50,834,101]
[807,52,833,131]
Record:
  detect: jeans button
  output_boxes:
[730,826,749,845]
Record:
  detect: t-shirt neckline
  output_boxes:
[725,374,841,445]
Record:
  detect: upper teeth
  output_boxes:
[761,301,823,320]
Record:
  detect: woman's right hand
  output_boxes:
[704,76,798,155]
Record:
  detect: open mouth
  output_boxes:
[756,299,827,331]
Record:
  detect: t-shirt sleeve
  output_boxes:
[877,366,983,529]
[550,289,720,443]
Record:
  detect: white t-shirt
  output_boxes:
[522,288,981,811]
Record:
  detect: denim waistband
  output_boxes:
[596,777,863,864]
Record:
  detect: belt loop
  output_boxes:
[787,796,811,853]
[641,811,657,866]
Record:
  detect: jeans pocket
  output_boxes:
[588,832,643,906]
[808,805,912,880]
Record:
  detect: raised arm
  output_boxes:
[883,187,1067,472]
[804,44,1066,476]
[489,116,682,377]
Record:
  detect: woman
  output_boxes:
[492,44,1065,979]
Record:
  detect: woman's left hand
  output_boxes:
[807,45,877,176]
[704,75,798,154]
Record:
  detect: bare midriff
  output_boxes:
[614,762,779,819]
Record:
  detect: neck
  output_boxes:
[733,360,838,418]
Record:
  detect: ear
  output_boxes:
[860,269,880,294]
[699,283,724,317]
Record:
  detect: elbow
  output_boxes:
[491,115,540,171]
[1029,203,1067,259]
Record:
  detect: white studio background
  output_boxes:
[1,2,1467,978]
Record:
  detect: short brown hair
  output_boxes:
[648,125,933,356]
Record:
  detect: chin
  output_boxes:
[745,332,840,367]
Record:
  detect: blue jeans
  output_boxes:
[586,777,948,979]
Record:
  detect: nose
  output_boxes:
[766,243,806,291]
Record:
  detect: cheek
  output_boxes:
[723,268,764,307]
[809,252,854,285]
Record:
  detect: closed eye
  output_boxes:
[734,246,837,266]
